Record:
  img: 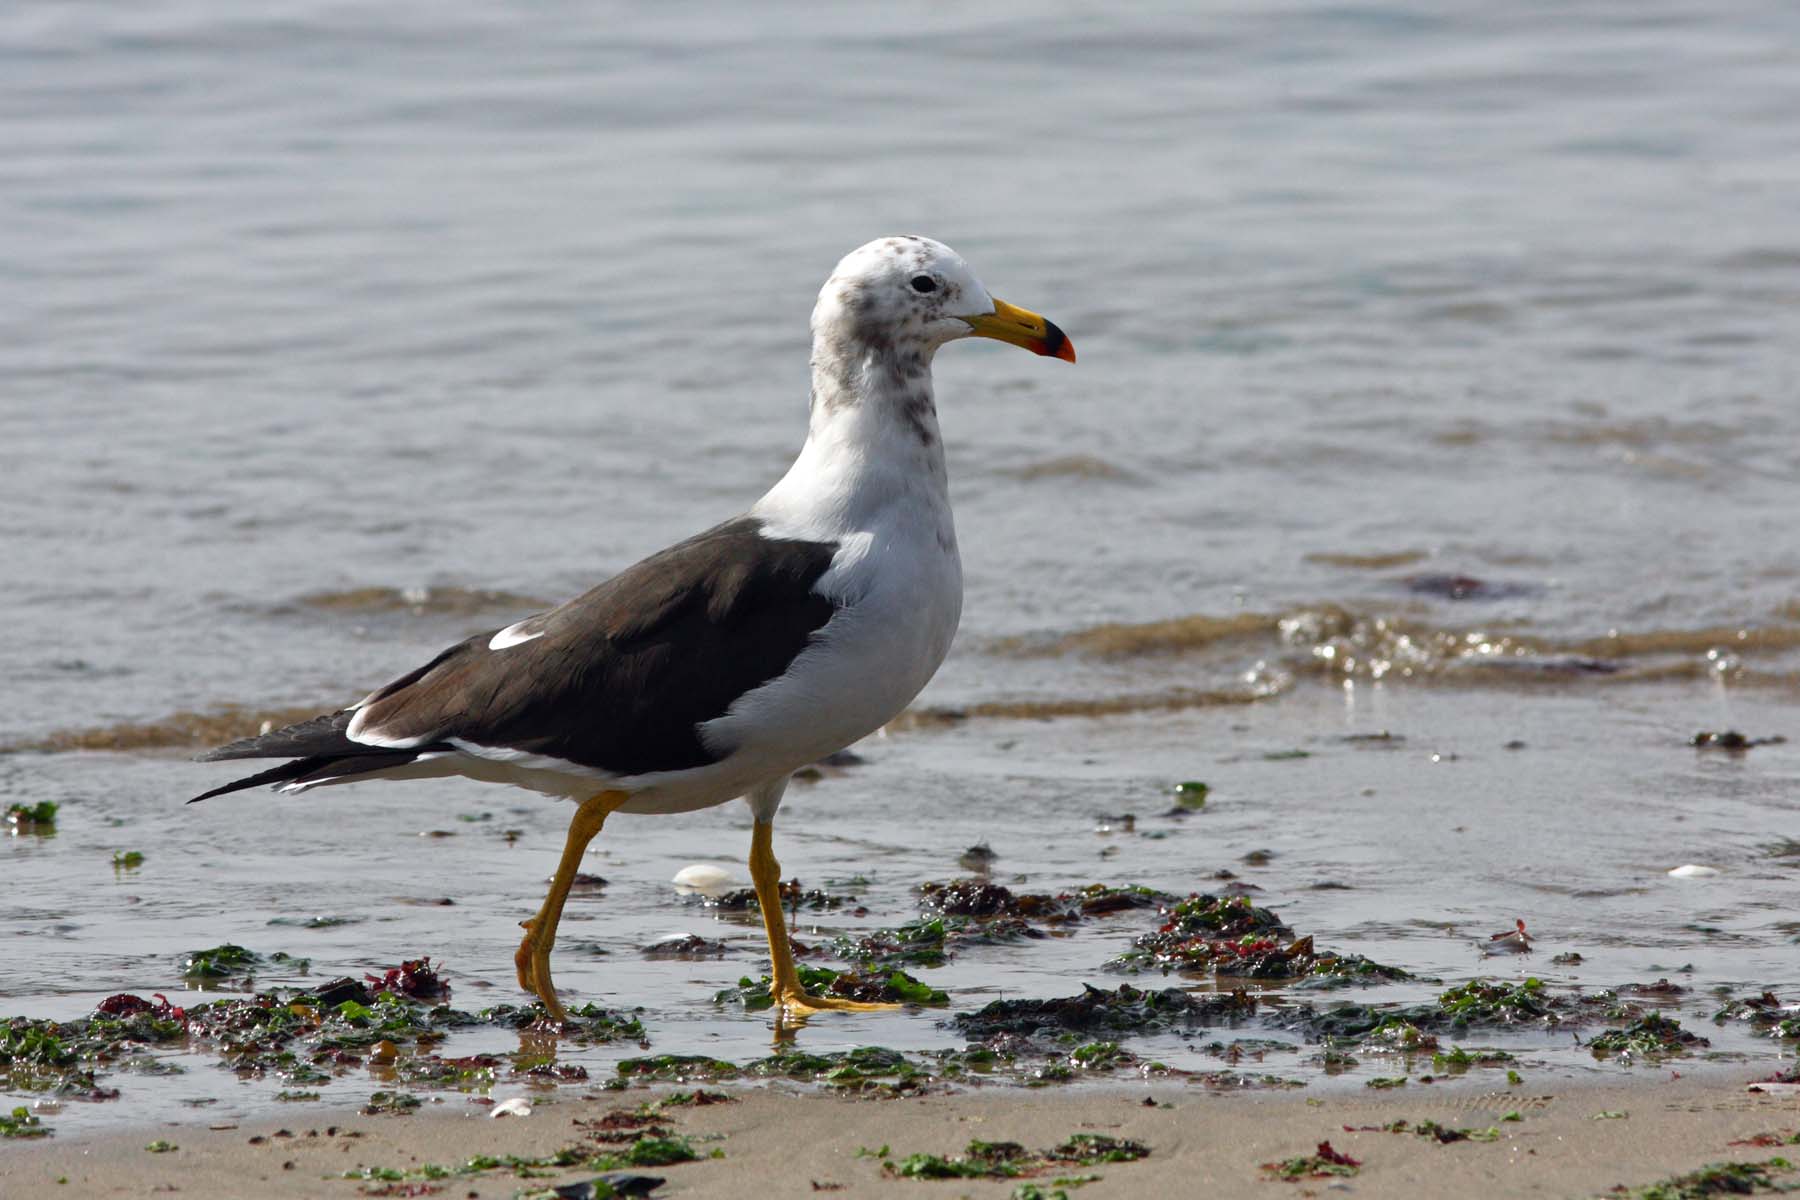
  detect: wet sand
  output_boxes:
[7,1074,1798,1199]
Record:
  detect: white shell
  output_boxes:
[489,1097,533,1119]
[672,863,735,893]
[1667,864,1721,878]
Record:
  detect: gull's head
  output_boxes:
[813,236,1076,366]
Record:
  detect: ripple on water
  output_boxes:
[294,586,550,616]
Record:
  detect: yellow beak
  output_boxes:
[962,297,1076,363]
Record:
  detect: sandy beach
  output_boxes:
[8,1074,1799,1199]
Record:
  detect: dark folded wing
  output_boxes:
[346,516,839,777]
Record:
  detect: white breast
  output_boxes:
[699,507,962,774]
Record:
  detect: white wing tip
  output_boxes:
[489,621,546,651]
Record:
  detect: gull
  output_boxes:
[193,236,1074,1021]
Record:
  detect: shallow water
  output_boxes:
[3,0,1797,1134]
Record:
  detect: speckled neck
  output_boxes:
[808,334,942,450]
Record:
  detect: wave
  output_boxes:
[19,608,1800,755]
[12,705,336,754]
[1002,603,1800,683]
[295,586,548,616]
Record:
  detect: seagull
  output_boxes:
[192,236,1074,1022]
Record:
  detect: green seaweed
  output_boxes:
[1051,1134,1150,1165]
[878,1134,1150,1182]
[1349,1119,1502,1143]
[831,914,1042,969]
[1437,977,1557,1026]
[1430,1045,1516,1072]
[361,1090,421,1114]
[1413,1120,1499,1144]
[1587,1014,1707,1058]
[914,879,1174,924]
[1068,1041,1130,1069]
[1712,992,1800,1040]
[1281,977,1571,1041]
[179,943,261,981]
[5,800,58,830]
[1108,893,1406,984]
[744,1046,929,1095]
[1172,781,1210,809]
[341,1133,703,1183]
[0,1105,49,1139]
[654,1089,733,1107]
[1608,1156,1796,1199]
[952,983,1255,1041]
[1365,1018,1435,1052]
[614,1055,741,1083]
[1261,1141,1360,1180]
[618,1136,700,1167]
[714,965,946,1010]
[702,879,855,912]
[4,976,640,1107]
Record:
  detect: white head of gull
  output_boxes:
[193,235,1074,1023]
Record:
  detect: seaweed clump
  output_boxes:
[5,801,58,833]
[364,957,450,1001]
[713,965,946,1010]
[3,969,642,1105]
[1436,978,1561,1027]
[179,944,311,988]
[831,879,1170,971]
[830,915,1041,970]
[701,879,857,912]
[1107,894,1408,986]
[1261,1141,1361,1181]
[916,879,1173,923]
[745,1046,932,1096]
[874,1133,1150,1181]
[341,1132,703,1184]
[1,1105,50,1139]
[1713,992,1800,1040]
[1601,1157,1796,1199]
[1587,1013,1708,1059]
[950,983,1254,1041]
[1345,1118,1500,1144]
[3,994,188,1101]
[1690,730,1785,751]
[1278,977,1568,1042]
[616,1046,1017,1096]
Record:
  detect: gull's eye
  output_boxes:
[910,275,938,294]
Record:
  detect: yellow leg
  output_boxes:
[515,790,628,1022]
[750,818,899,1016]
